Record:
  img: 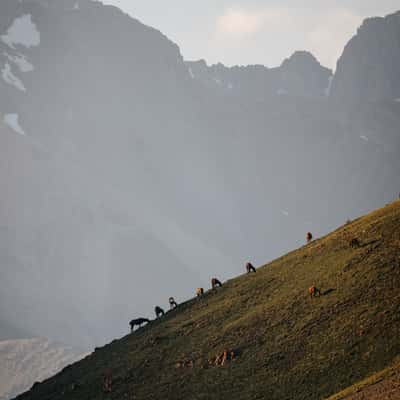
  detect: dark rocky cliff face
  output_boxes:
[279,51,333,97]
[331,11,400,101]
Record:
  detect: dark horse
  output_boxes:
[211,277,223,289]
[129,318,150,332]
[155,306,165,318]
[246,262,256,273]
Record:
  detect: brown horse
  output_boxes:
[214,349,238,366]
[309,286,321,299]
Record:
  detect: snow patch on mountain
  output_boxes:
[3,113,26,136]
[325,76,333,97]
[1,14,41,49]
[4,52,34,72]
[1,63,26,91]
[188,67,195,79]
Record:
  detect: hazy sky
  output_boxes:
[100,0,399,69]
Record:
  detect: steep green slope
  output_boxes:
[16,201,400,400]
[326,360,400,399]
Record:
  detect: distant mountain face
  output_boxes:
[331,11,400,101]
[0,338,84,400]
[0,0,200,348]
[0,0,399,355]
[0,319,32,341]
[186,51,332,99]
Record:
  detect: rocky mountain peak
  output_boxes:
[331,10,400,101]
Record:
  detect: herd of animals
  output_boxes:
[129,231,361,332]
[128,264,254,332]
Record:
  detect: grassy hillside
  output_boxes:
[16,201,400,400]
[325,360,400,399]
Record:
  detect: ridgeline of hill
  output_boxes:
[15,201,400,400]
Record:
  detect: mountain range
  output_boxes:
[0,1,399,397]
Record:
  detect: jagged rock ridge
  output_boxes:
[186,50,332,98]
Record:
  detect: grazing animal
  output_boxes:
[211,277,223,289]
[246,262,256,273]
[129,318,150,332]
[155,306,165,318]
[196,287,204,298]
[215,349,237,366]
[349,237,360,248]
[214,353,222,366]
[306,232,313,243]
[220,351,228,366]
[169,297,178,309]
[308,285,321,299]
